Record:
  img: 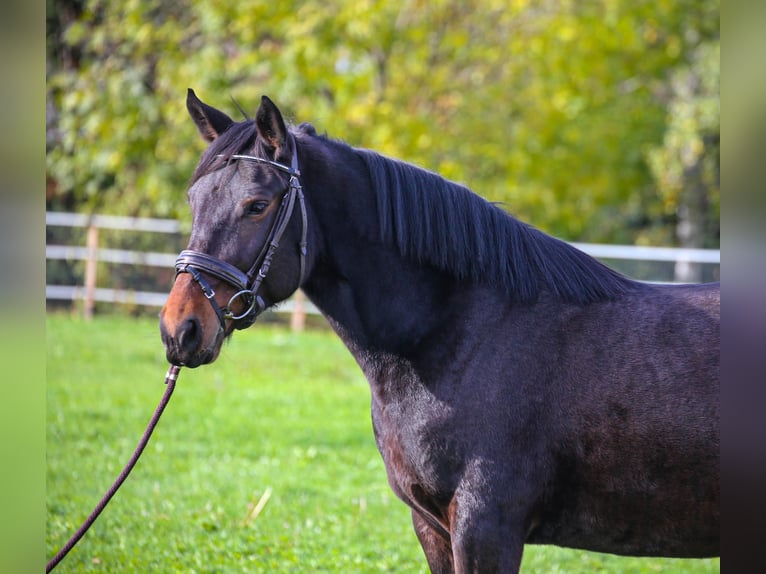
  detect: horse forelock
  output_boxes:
[190,120,279,185]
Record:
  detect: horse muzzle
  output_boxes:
[159,273,228,368]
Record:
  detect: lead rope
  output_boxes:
[46,364,182,572]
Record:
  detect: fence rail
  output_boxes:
[46,211,719,325]
[568,242,720,264]
[46,245,177,267]
[45,211,181,233]
[46,211,319,326]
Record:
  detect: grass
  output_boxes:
[47,314,719,573]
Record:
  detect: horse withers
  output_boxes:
[159,90,719,573]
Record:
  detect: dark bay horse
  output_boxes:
[160,90,720,573]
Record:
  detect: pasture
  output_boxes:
[47,314,719,572]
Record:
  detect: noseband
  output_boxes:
[174,141,308,333]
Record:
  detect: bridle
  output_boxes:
[174,138,308,334]
[174,141,307,333]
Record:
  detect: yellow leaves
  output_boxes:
[682,136,705,169]
[551,91,587,120]
[557,23,577,44]
[133,22,152,46]
[437,159,462,182]
[46,0,718,242]
[643,20,659,45]
[345,14,375,40]
[101,150,121,172]
[665,35,681,58]
[63,21,87,45]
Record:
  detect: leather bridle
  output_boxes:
[174,139,307,334]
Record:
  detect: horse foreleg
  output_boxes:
[412,509,455,574]
[449,491,526,574]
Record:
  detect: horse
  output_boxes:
[159,89,720,573]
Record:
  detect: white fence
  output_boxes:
[46,211,720,322]
[45,212,317,328]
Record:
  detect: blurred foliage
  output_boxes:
[647,40,719,247]
[46,0,718,246]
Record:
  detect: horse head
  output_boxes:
[160,90,308,367]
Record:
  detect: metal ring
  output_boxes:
[225,289,257,321]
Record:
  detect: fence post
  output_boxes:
[84,223,99,320]
[674,258,702,283]
[290,289,306,332]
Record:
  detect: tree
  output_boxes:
[647,40,719,280]
[46,0,719,249]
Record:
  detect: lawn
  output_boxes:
[47,314,719,573]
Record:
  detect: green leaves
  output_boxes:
[47,0,718,246]
[647,40,720,247]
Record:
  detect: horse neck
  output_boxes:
[297,140,464,358]
[303,226,460,358]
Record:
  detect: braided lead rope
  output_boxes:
[46,365,181,572]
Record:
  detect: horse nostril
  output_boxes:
[178,317,202,354]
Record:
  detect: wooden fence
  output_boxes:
[45,212,317,329]
[46,211,720,329]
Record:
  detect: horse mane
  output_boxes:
[188,117,636,304]
[356,148,637,304]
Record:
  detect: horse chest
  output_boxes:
[368,377,462,510]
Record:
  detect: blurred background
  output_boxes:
[32,1,766,571]
[45,0,719,317]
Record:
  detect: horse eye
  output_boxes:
[246,201,269,216]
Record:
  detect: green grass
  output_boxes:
[47,314,719,573]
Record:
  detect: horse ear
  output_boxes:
[255,95,288,152]
[186,88,234,142]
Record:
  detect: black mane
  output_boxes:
[356,148,637,304]
[188,118,637,304]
